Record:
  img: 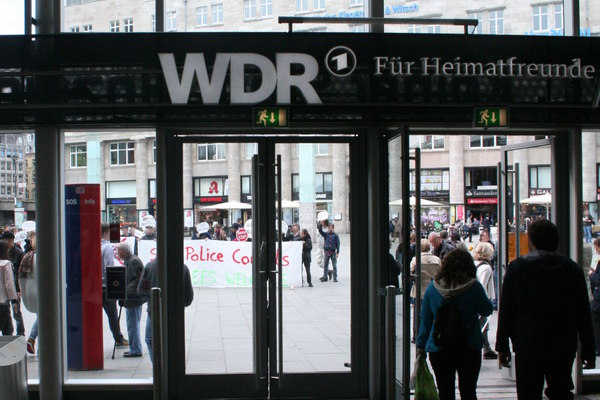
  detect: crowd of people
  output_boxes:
[0,224,37,355]
[404,219,596,399]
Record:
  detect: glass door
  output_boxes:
[163,132,367,399]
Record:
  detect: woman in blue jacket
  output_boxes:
[416,249,493,400]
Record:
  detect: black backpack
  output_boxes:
[432,296,467,348]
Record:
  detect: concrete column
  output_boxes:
[99,142,106,213]
[227,143,241,202]
[332,143,348,233]
[448,135,465,205]
[582,131,597,204]
[388,136,402,205]
[182,143,193,209]
[135,139,149,214]
[298,144,316,242]
[35,128,63,400]
[279,144,292,201]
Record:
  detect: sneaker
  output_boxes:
[333,278,338,282]
[116,339,129,348]
[319,277,327,282]
[308,283,313,287]
[27,338,35,355]
[483,351,498,360]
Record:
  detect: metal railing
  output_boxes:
[151,288,163,400]
[279,16,478,33]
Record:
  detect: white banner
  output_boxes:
[137,240,303,288]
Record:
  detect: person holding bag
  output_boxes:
[416,249,493,400]
[589,238,600,355]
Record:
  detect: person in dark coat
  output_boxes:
[589,238,600,355]
[300,229,313,287]
[496,220,595,399]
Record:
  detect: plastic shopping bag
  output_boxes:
[414,356,439,400]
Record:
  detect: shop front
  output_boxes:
[193,176,229,226]
[105,180,137,225]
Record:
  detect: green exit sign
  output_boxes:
[474,107,509,128]
[253,108,288,128]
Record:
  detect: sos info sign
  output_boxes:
[138,240,303,288]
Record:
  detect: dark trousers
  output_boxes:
[429,346,482,400]
[0,304,13,335]
[515,353,574,400]
[592,310,600,352]
[102,289,124,343]
[303,257,312,285]
[11,297,24,336]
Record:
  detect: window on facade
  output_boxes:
[470,135,506,148]
[109,20,119,32]
[244,0,257,20]
[408,25,422,33]
[427,26,441,33]
[212,4,224,24]
[241,176,252,199]
[349,24,366,32]
[489,10,504,34]
[296,0,308,13]
[465,167,498,189]
[110,141,135,165]
[197,6,208,26]
[69,26,80,32]
[530,165,552,189]
[83,24,92,32]
[153,140,156,163]
[533,5,549,31]
[6,162,10,171]
[245,143,258,159]
[152,14,156,32]
[197,143,226,161]
[467,12,483,34]
[409,135,445,150]
[314,0,326,11]
[260,0,273,17]
[554,3,563,29]
[315,173,333,193]
[349,0,363,6]
[409,169,450,191]
[167,11,177,31]
[123,17,133,32]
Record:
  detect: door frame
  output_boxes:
[158,128,370,399]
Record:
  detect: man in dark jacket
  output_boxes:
[1,231,24,335]
[318,221,340,282]
[137,260,194,362]
[428,231,455,261]
[496,220,595,399]
[117,243,145,358]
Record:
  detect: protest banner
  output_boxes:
[137,239,303,288]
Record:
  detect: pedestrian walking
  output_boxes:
[318,221,340,282]
[496,220,595,399]
[584,213,595,244]
[301,229,313,287]
[1,231,24,336]
[101,223,128,349]
[416,249,493,400]
[472,242,497,360]
[18,231,38,354]
[117,243,146,358]
[0,240,17,335]
[410,239,441,341]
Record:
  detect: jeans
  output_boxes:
[0,304,13,335]
[30,316,38,340]
[102,289,125,343]
[145,310,153,362]
[126,305,143,355]
[322,253,337,279]
[584,225,593,244]
[11,298,24,336]
[429,346,482,400]
[515,353,575,400]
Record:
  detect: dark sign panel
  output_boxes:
[0,34,599,125]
